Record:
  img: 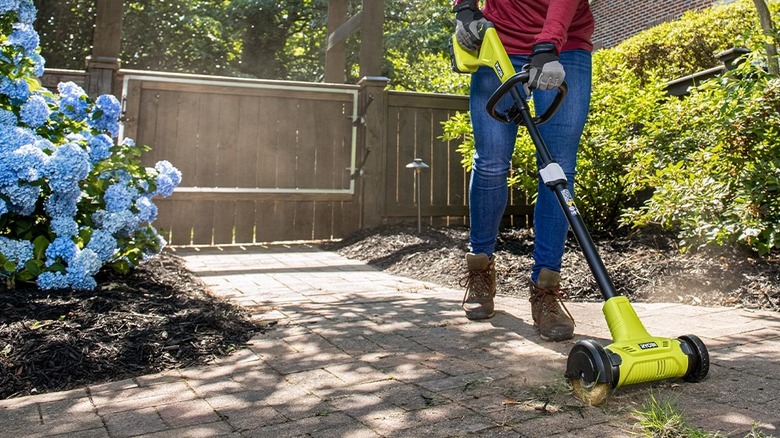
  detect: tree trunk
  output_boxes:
[753,0,779,75]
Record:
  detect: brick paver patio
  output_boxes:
[1,244,778,437]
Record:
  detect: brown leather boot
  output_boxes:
[529,268,575,341]
[460,253,496,320]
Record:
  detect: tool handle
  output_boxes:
[486,69,568,125]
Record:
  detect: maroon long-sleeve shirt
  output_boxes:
[456,0,594,55]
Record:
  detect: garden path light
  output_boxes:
[405,158,429,233]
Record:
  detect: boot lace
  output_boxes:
[459,268,494,304]
[529,281,576,325]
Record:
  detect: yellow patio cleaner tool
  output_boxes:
[449,26,709,406]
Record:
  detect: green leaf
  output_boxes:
[112,259,131,275]
[33,235,50,260]
[24,260,42,276]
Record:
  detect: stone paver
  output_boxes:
[1,244,779,437]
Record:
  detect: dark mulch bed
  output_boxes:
[0,249,268,399]
[323,224,780,311]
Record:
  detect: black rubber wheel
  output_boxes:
[679,334,710,382]
[566,340,618,406]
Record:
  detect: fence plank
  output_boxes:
[276,97,301,190]
[296,99,318,189]
[272,201,297,242]
[195,93,220,187]
[212,200,235,245]
[445,108,469,223]
[236,95,260,188]
[254,201,276,243]
[313,201,333,240]
[256,97,279,188]
[294,201,315,240]
[216,94,241,187]
[414,108,433,213]
[122,80,143,141]
[234,200,256,243]
[169,199,194,245]
[191,201,214,245]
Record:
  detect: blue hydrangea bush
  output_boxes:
[0,1,181,290]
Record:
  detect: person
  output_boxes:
[452,0,594,341]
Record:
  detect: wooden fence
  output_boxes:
[43,69,533,245]
[384,91,533,228]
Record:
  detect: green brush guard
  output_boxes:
[603,296,690,387]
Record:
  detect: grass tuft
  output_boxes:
[635,393,711,438]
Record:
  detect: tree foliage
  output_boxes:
[33,0,94,70]
[33,0,463,89]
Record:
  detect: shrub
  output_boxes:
[0,1,181,290]
[623,56,780,254]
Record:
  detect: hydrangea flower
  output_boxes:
[57,82,89,121]
[65,249,101,290]
[0,0,18,14]
[104,182,135,213]
[0,108,17,126]
[45,236,78,266]
[0,236,33,270]
[44,142,91,193]
[1,182,40,215]
[87,133,113,163]
[51,215,79,237]
[35,137,53,151]
[66,273,97,291]
[0,77,30,102]
[11,143,47,181]
[16,0,35,24]
[0,124,37,153]
[89,94,121,136]
[154,160,182,197]
[0,161,16,186]
[36,271,68,290]
[29,52,45,77]
[136,196,158,223]
[102,210,140,236]
[20,94,50,127]
[8,22,39,53]
[87,229,117,262]
[44,186,81,218]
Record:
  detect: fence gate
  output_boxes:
[120,72,362,245]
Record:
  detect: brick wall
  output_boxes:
[590,0,733,49]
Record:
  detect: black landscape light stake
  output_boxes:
[405,158,429,233]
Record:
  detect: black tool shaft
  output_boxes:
[515,96,619,300]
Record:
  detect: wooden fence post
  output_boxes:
[357,76,390,227]
[86,0,123,98]
[325,0,348,83]
[359,0,384,78]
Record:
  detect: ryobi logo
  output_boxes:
[494,62,504,79]
[639,342,659,350]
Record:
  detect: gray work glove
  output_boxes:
[453,1,490,51]
[526,42,565,91]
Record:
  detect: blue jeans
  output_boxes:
[468,50,592,282]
